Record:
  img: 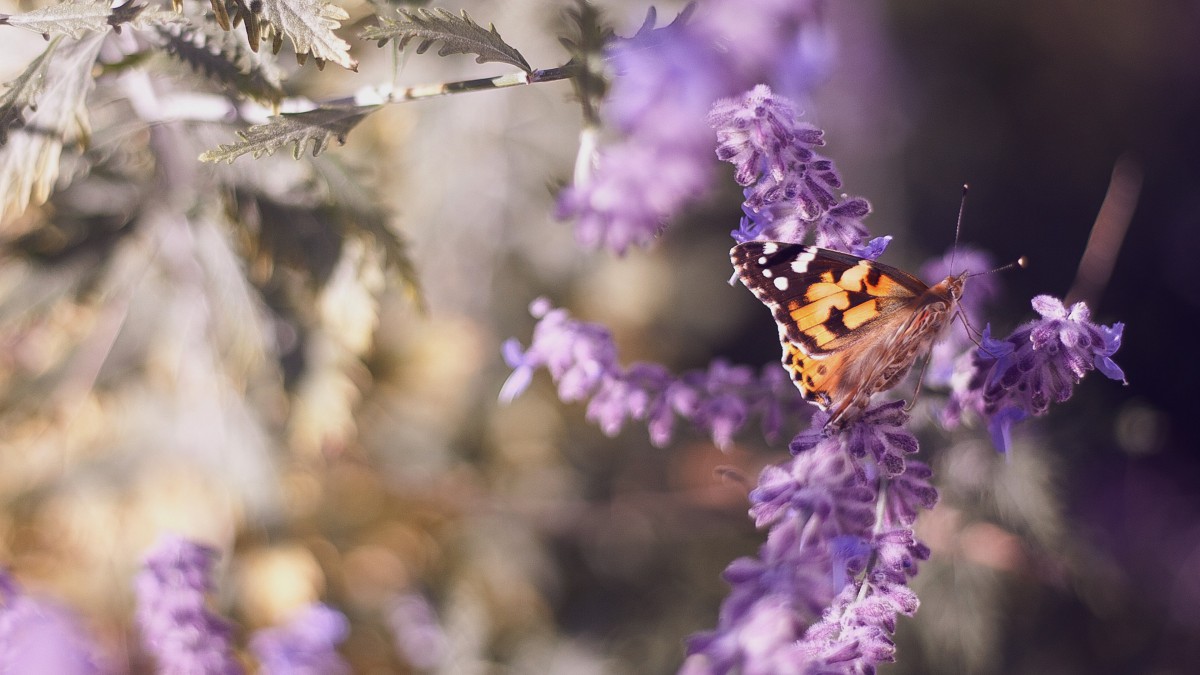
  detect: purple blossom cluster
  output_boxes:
[8,544,447,675]
[946,295,1126,452]
[134,536,243,675]
[387,593,448,670]
[560,2,834,253]
[683,403,937,674]
[250,603,350,675]
[501,297,811,448]
[710,85,870,251]
[0,571,104,674]
[558,8,721,253]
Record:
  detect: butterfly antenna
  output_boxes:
[951,183,969,272]
[969,256,1028,279]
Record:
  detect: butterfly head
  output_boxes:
[932,270,969,306]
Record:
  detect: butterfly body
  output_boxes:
[731,241,966,430]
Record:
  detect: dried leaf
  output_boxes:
[0,0,142,39]
[252,0,357,71]
[361,7,531,73]
[198,105,380,163]
[0,38,60,147]
[0,33,105,224]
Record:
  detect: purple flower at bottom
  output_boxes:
[946,295,1126,452]
[790,401,917,479]
[0,572,104,674]
[686,403,937,674]
[250,604,349,675]
[387,593,447,671]
[134,535,242,675]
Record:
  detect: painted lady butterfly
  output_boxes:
[731,242,967,430]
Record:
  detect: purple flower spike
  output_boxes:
[697,0,835,93]
[387,593,447,671]
[559,4,836,253]
[0,571,104,674]
[711,86,870,251]
[501,301,809,448]
[250,604,350,675]
[947,295,1126,452]
[500,298,617,405]
[560,137,714,254]
[135,535,242,675]
[558,11,722,253]
[687,402,937,674]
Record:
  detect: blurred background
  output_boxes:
[1,0,1197,673]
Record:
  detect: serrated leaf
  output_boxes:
[156,22,284,106]
[252,0,357,71]
[1,38,61,147]
[1,33,105,224]
[126,5,187,30]
[0,0,137,39]
[361,7,531,73]
[199,105,379,163]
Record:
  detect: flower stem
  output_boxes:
[382,65,576,103]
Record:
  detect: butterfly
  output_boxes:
[730,242,967,430]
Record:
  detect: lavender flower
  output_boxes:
[946,295,1126,452]
[710,85,870,251]
[560,129,715,253]
[561,4,836,253]
[695,0,835,94]
[387,593,447,671]
[250,604,349,675]
[684,403,936,674]
[135,535,242,675]
[0,572,103,674]
[558,10,722,253]
[500,297,617,405]
[501,299,810,448]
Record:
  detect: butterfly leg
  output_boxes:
[903,351,934,412]
[955,310,984,348]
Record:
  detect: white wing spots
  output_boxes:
[762,268,773,277]
[762,242,779,255]
[758,256,768,265]
[774,276,789,291]
[791,249,816,273]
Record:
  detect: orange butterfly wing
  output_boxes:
[731,242,964,428]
